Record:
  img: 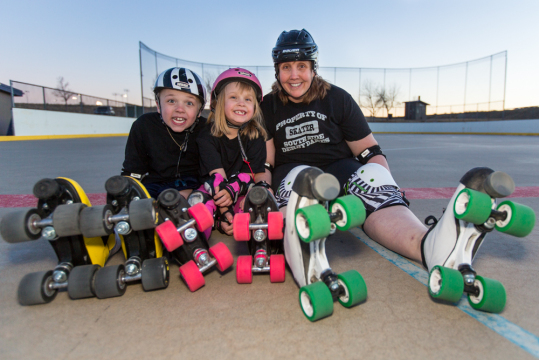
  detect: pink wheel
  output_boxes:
[270,254,286,283]
[188,203,214,232]
[267,212,284,240]
[236,255,253,284]
[209,242,234,272]
[156,220,183,252]
[179,260,205,292]
[233,213,251,241]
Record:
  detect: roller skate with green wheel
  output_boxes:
[233,184,285,284]
[0,177,113,305]
[155,188,232,292]
[423,167,535,313]
[79,175,169,299]
[284,167,368,322]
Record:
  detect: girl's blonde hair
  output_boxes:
[271,62,331,105]
[208,81,267,140]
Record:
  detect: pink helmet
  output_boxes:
[211,68,263,106]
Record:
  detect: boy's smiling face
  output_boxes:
[157,89,201,132]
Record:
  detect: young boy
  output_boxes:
[121,67,207,199]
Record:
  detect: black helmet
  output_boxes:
[272,29,319,72]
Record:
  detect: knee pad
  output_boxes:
[345,163,407,214]
[274,165,310,208]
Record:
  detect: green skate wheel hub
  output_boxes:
[454,188,492,224]
[495,201,536,237]
[468,276,506,313]
[337,270,367,307]
[295,204,331,243]
[330,195,366,231]
[428,266,464,303]
[299,281,334,322]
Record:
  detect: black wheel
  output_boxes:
[129,198,156,231]
[53,203,86,237]
[0,208,42,243]
[33,178,61,200]
[18,271,57,306]
[80,205,114,238]
[67,264,100,299]
[141,257,170,291]
[94,265,127,299]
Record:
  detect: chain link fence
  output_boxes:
[11,81,144,118]
[140,41,508,121]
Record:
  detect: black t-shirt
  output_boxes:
[121,112,206,184]
[261,85,372,168]
[197,122,266,178]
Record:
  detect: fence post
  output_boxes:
[79,94,83,113]
[43,86,47,110]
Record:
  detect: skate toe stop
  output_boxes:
[313,174,340,201]
[485,171,515,198]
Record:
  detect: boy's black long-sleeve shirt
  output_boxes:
[121,112,206,184]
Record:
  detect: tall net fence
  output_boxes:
[11,81,144,118]
[140,42,507,120]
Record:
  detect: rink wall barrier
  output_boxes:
[2,109,538,140]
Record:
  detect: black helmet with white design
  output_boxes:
[154,67,207,108]
[272,29,319,72]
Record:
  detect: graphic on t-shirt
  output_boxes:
[285,121,319,139]
[280,112,330,153]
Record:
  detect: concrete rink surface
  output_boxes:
[0,134,538,359]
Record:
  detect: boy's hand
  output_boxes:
[220,211,234,236]
[214,189,233,207]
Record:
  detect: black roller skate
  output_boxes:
[155,188,233,292]
[0,177,113,305]
[232,185,285,284]
[78,175,168,299]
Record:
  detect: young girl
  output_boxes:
[194,68,269,236]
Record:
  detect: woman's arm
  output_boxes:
[346,134,390,171]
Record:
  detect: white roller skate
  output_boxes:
[284,167,368,322]
[422,167,535,313]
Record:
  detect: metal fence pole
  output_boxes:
[488,55,493,113]
[139,42,145,114]
[503,51,507,119]
[79,94,83,113]
[43,86,46,110]
[463,61,468,111]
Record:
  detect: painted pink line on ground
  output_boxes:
[1,187,538,208]
[401,186,539,200]
[0,193,107,208]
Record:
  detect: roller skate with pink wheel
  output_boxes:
[423,167,536,313]
[155,188,233,292]
[0,177,113,305]
[78,175,169,299]
[233,184,285,284]
[285,167,368,322]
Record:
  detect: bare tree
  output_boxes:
[359,80,379,120]
[375,84,400,118]
[203,71,218,106]
[52,77,75,108]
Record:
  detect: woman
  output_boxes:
[260,29,428,278]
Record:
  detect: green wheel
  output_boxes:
[337,270,367,307]
[454,188,493,224]
[295,204,331,243]
[495,201,536,237]
[299,281,334,322]
[330,195,366,231]
[468,276,506,313]
[428,265,464,303]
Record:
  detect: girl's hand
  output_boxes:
[219,211,234,236]
[214,189,233,207]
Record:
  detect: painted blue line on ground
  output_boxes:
[354,231,539,358]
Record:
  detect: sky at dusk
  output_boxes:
[2,0,538,109]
